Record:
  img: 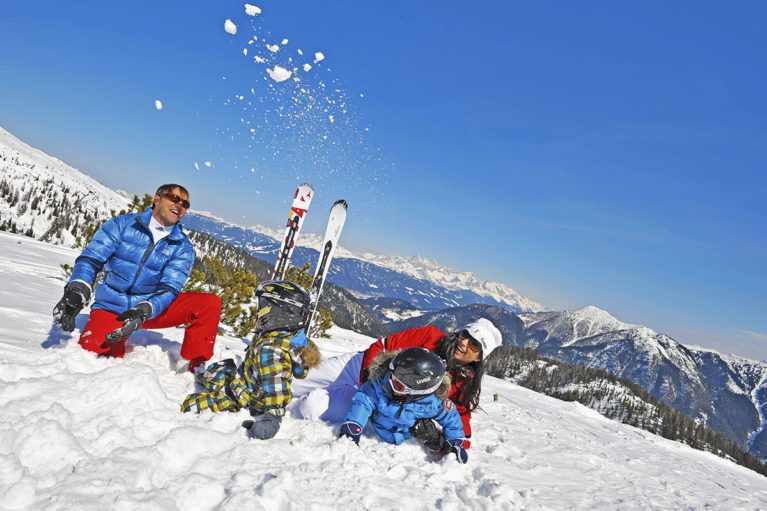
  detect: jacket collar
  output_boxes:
[136,207,186,241]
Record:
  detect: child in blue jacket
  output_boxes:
[339,347,469,463]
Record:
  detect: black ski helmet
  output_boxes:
[254,280,311,334]
[388,347,447,396]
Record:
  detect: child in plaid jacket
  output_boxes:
[182,330,320,438]
[181,280,320,439]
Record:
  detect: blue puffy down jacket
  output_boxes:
[69,208,195,318]
[344,372,466,445]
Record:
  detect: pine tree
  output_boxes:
[184,256,259,335]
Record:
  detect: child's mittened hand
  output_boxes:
[243,412,281,440]
[447,438,469,464]
[339,421,363,445]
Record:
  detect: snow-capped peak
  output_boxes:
[567,305,636,332]
[322,250,545,313]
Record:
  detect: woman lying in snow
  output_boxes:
[338,347,469,464]
[293,318,502,451]
[181,280,320,439]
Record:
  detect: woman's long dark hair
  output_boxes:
[436,331,485,412]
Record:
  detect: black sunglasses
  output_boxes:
[163,193,190,209]
[460,330,483,352]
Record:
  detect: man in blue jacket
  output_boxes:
[53,183,221,373]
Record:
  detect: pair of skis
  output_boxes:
[271,183,347,336]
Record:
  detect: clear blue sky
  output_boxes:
[1,1,765,359]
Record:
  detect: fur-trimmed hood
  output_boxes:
[367,349,451,400]
[302,339,321,369]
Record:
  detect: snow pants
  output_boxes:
[291,352,362,421]
[78,292,222,367]
[181,359,244,413]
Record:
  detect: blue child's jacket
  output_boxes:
[345,362,466,445]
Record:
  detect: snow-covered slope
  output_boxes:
[1,230,766,509]
[0,127,130,245]
[516,307,767,454]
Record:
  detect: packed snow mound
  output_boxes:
[1,231,766,509]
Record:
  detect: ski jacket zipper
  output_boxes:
[125,218,166,307]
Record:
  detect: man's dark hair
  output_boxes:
[154,183,189,198]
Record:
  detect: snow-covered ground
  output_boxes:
[1,230,766,510]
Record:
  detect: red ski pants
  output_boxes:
[78,292,222,364]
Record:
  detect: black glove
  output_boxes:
[242,411,282,440]
[53,281,91,332]
[339,421,363,445]
[106,302,152,343]
[410,419,446,452]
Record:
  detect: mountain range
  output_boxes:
[182,211,543,313]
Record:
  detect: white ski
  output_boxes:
[304,199,347,334]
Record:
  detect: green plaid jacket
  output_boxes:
[181,332,308,416]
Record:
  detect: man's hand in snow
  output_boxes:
[53,281,91,332]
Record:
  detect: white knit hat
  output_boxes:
[463,318,502,355]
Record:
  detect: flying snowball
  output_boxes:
[282,38,289,45]
[268,66,292,82]
[314,51,325,63]
[224,19,237,35]
[303,63,312,72]
[154,100,163,110]
[245,4,262,16]
[254,56,266,63]
[266,44,280,53]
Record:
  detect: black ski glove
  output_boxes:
[242,411,282,440]
[106,302,152,343]
[339,421,363,445]
[53,281,91,332]
[410,419,446,452]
